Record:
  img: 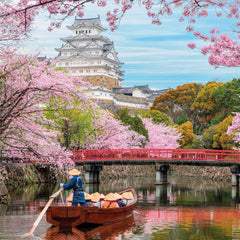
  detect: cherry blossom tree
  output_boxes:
[0,49,90,168]
[227,113,240,147]
[83,111,182,150]
[82,110,146,149]
[1,0,240,67]
[142,118,181,149]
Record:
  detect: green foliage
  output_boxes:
[213,78,240,115]
[183,137,203,149]
[175,114,188,125]
[202,125,217,149]
[212,115,235,150]
[119,108,149,141]
[54,66,67,72]
[151,83,204,133]
[207,114,224,127]
[191,81,223,124]
[178,121,195,147]
[139,109,172,125]
[44,97,95,149]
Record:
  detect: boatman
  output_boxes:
[60,169,86,206]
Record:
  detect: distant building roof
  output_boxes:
[112,87,133,95]
[90,86,112,92]
[67,16,106,31]
[134,85,151,93]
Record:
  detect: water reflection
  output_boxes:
[1,175,240,239]
[45,215,136,240]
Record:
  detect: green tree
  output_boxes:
[139,109,172,125]
[44,97,95,149]
[191,81,223,125]
[152,83,204,132]
[212,115,235,150]
[176,114,188,125]
[202,125,218,149]
[178,121,195,147]
[213,78,240,117]
[118,108,149,141]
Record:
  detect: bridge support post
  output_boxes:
[155,164,170,185]
[82,165,103,184]
[230,165,240,187]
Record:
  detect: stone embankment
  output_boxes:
[171,165,232,182]
[0,163,233,200]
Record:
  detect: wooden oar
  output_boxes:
[60,191,65,206]
[21,188,63,238]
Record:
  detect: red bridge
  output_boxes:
[2,148,240,185]
[72,148,240,186]
[72,148,240,167]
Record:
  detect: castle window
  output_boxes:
[76,31,78,34]
[89,30,91,33]
[86,69,90,73]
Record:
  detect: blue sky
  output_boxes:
[22,3,240,90]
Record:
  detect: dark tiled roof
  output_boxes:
[112,87,133,94]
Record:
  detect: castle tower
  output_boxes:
[55,16,124,90]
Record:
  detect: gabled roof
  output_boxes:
[102,43,121,62]
[60,35,112,44]
[55,41,77,51]
[84,40,103,49]
[67,16,106,31]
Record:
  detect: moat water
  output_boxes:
[0,174,240,239]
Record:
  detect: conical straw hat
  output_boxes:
[114,193,124,200]
[99,193,105,199]
[69,168,80,176]
[104,193,118,201]
[84,192,93,201]
[121,191,134,200]
[91,192,101,202]
[67,193,73,202]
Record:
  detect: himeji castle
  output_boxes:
[55,16,123,90]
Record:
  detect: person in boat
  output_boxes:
[90,192,106,207]
[60,168,85,206]
[101,193,119,208]
[84,192,94,206]
[114,193,126,207]
[121,191,134,205]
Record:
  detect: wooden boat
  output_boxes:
[40,189,137,228]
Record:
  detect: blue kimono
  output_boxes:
[63,176,85,206]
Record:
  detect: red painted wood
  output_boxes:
[71,149,240,163]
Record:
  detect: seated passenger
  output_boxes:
[90,192,105,207]
[114,193,126,207]
[84,192,94,206]
[121,191,134,205]
[99,193,105,208]
[101,193,119,208]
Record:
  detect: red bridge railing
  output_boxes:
[72,149,240,163]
